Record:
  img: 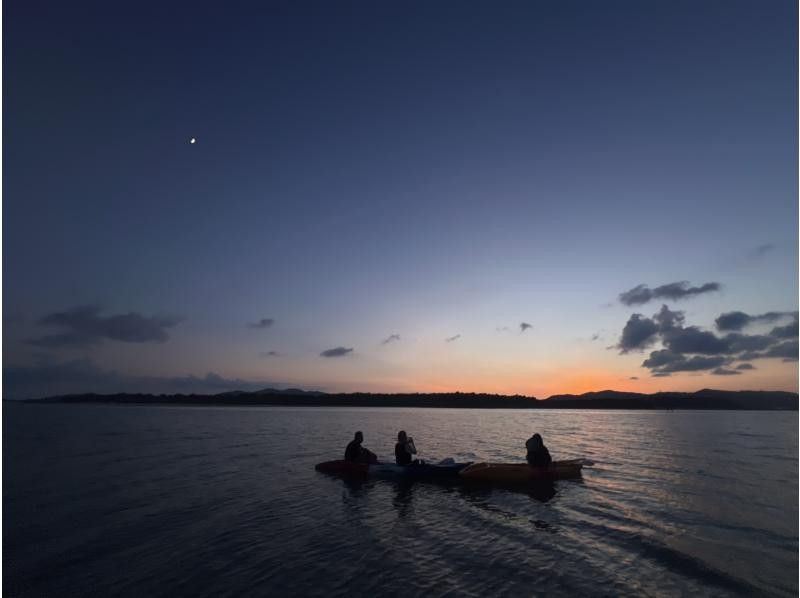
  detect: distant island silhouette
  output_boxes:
[24,388,798,410]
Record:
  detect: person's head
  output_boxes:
[397,430,407,442]
[354,431,363,444]
[530,433,543,449]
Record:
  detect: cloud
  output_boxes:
[30,305,182,347]
[653,305,685,332]
[763,340,798,360]
[445,334,461,343]
[259,351,280,357]
[248,318,275,329]
[320,346,353,357]
[662,326,731,355]
[769,320,799,339]
[3,357,288,400]
[591,333,601,341]
[642,350,728,374]
[621,304,798,375]
[629,376,639,380]
[381,334,401,345]
[711,368,741,376]
[735,363,755,370]
[749,243,775,259]
[617,314,659,353]
[520,322,532,333]
[619,281,721,306]
[715,311,794,332]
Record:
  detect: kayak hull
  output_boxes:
[459,460,583,483]
[315,460,369,477]
[368,462,469,479]
[315,460,469,480]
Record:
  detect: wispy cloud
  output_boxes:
[259,351,280,357]
[248,318,274,329]
[748,243,775,259]
[381,334,401,345]
[711,367,741,376]
[618,281,720,306]
[30,305,182,347]
[445,334,461,343]
[320,346,353,357]
[714,311,796,332]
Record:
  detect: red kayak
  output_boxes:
[315,460,369,477]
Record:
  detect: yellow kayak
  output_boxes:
[459,459,585,483]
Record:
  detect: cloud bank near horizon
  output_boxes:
[3,358,290,400]
[617,305,798,376]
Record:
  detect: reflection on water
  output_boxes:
[4,404,798,598]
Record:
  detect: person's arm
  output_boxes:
[407,439,417,455]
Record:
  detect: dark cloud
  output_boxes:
[445,334,461,343]
[3,358,288,400]
[520,322,532,333]
[249,318,275,329]
[623,304,797,376]
[642,350,728,374]
[711,368,741,376]
[617,314,659,353]
[30,305,182,347]
[715,311,793,332]
[628,376,639,380]
[320,346,353,357]
[653,305,685,332]
[770,320,799,339]
[723,333,774,353]
[663,326,735,355]
[381,334,401,345]
[735,363,755,370]
[763,340,798,360]
[259,351,280,357]
[591,333,601,341]
[618,281,720,306]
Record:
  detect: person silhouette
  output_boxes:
[525,433,552,468]
[395,430,419,465]
[344,431,377,463]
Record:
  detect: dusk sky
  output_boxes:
[4,0,798,398]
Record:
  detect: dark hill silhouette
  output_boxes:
[23,388,798,410]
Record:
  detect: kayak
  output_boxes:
[459,460,586,483]
[368,461,469,479]
[315,460,369,477]
[315,460,470,480]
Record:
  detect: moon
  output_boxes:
[189,137,196,144]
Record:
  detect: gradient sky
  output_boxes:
[4,0,798,398]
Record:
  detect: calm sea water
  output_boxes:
[4,403,798,597]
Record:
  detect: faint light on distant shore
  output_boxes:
[189,137,196,144]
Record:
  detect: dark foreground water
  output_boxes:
[4,403,798,597]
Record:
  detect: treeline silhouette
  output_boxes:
[27,388,798,410]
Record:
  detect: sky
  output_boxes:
[4,0,798,399]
